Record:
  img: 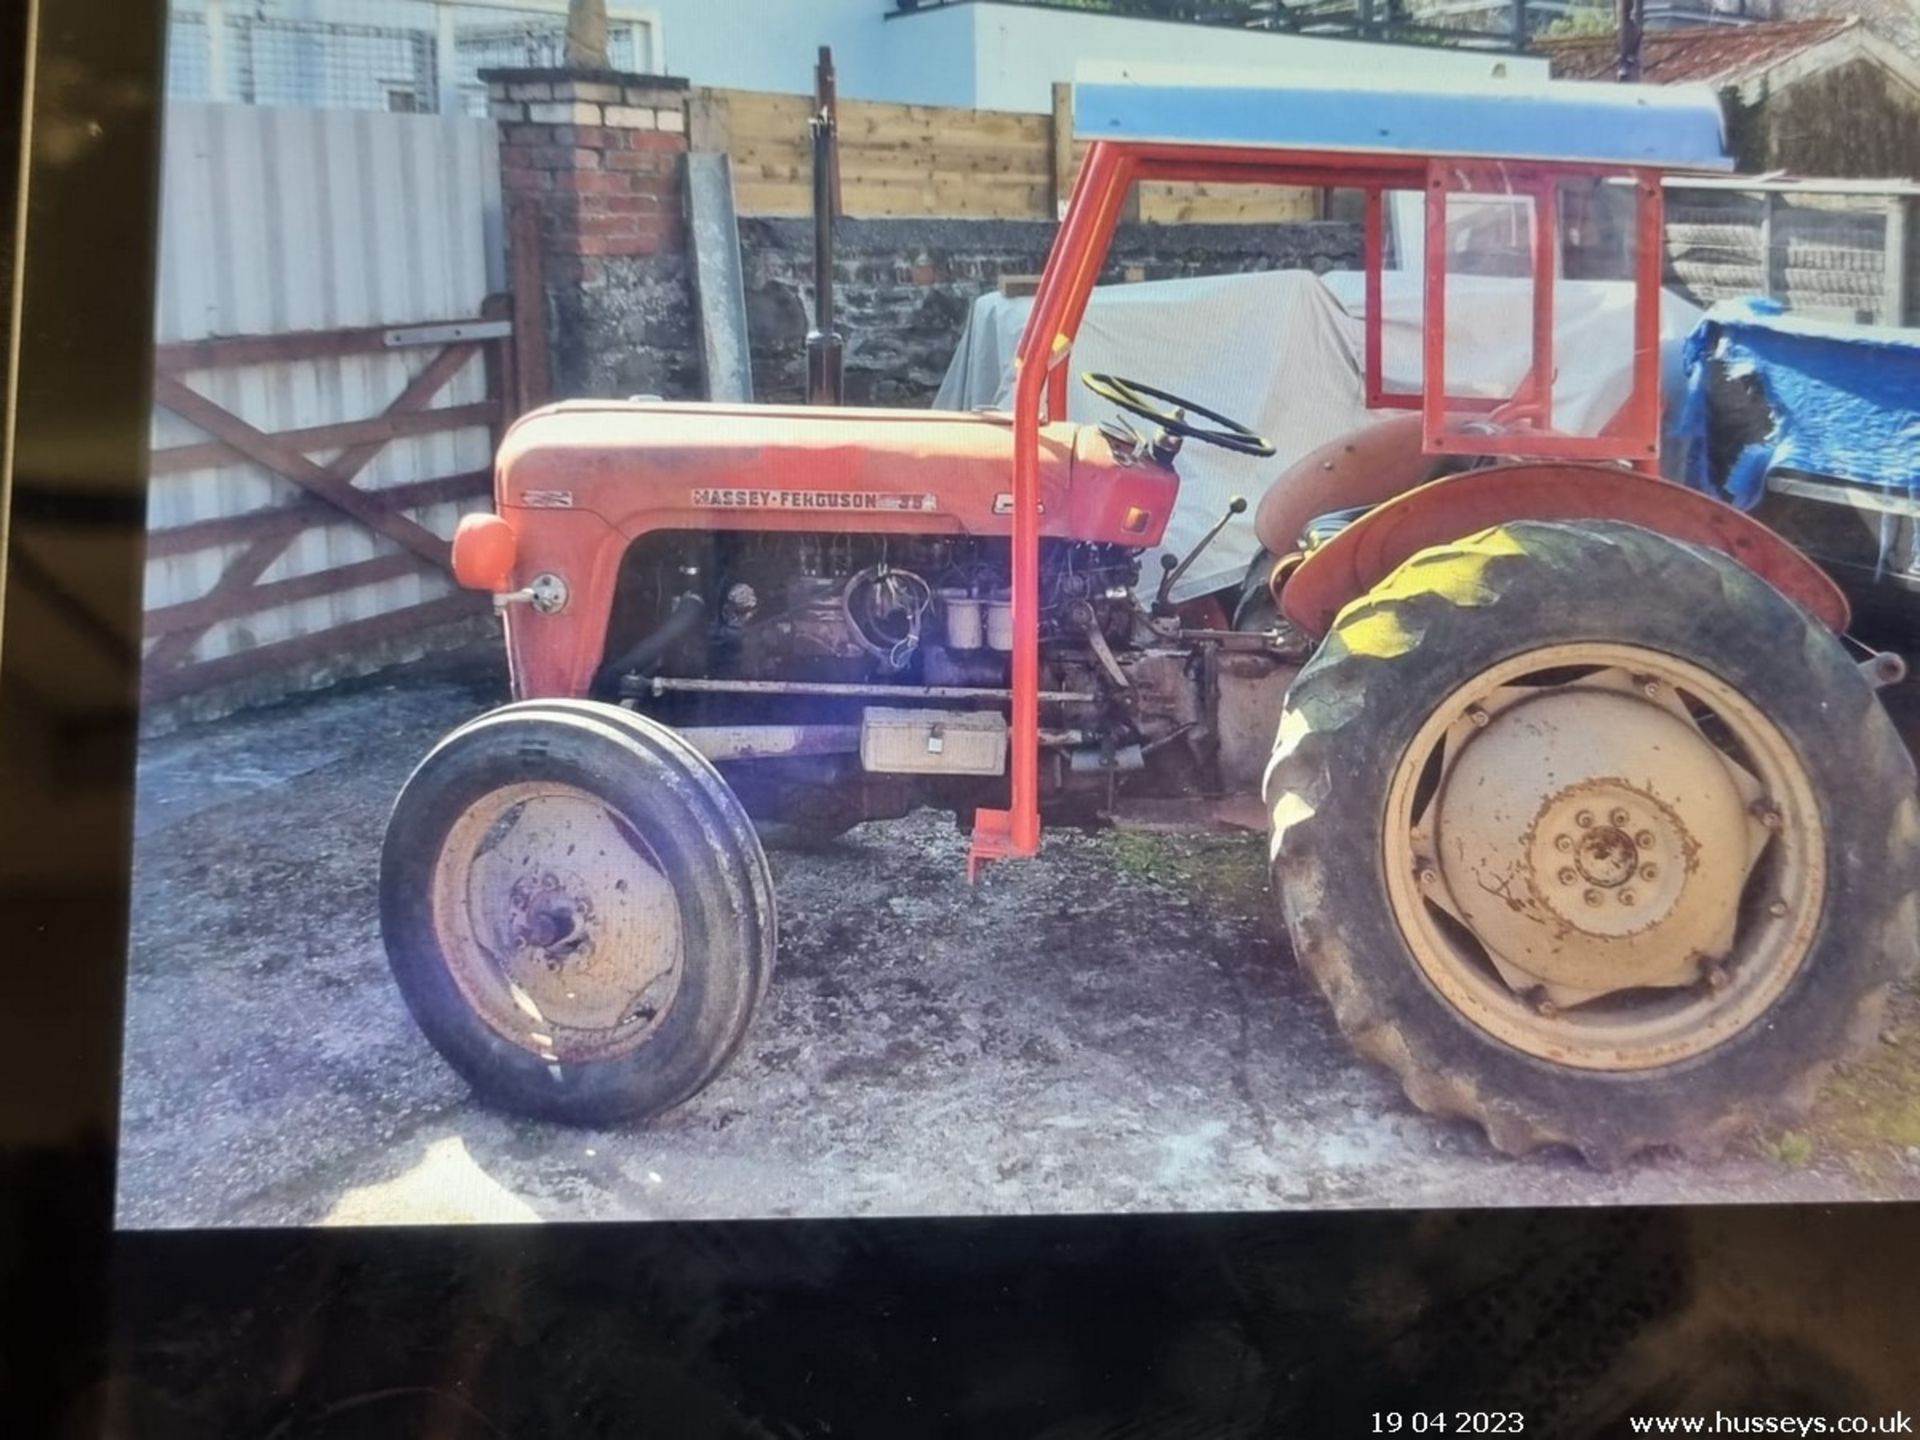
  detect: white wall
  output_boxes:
[951,2,1551,114]
[649,1,1547,112]
[648,0,898,98]
[867,6,980,107]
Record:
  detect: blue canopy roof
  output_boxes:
[1073,64,1733,172]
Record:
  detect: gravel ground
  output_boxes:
[115,647,1920,1228]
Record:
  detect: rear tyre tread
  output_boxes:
[1268,520,1920,1164]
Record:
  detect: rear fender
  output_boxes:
[1280,462,1850,638]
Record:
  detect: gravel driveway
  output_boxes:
[115,647,1920,1227]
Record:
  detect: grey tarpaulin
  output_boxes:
[935,269,1702,603]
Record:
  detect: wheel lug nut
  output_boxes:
[1609,808,1630,827]
[1418,868,1438,888]
[1583,889,1603,908]
[1768,899,1789,918]
[1554,834,1573,853]
[1467,706,1491,728]
[1703,963,1731,991]
[1638,676,1660,697]
[1576,811,1594,828]
[1620,890,1637,906]
[1529,987,1558,1018]
[1640,864,1657,881]
[1558,868,1578,885]
[1635,830,1655,849]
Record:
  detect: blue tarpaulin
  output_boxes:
[1675,297,1920,510]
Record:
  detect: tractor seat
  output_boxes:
[1300,503,1374,554]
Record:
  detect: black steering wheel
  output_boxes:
[1082,372,1276,458]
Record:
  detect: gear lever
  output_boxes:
[1153,495,1248,617]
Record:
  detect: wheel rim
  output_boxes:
[429,782,684,1064]
[1382,642,1825,1071]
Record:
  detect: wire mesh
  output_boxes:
[166,1,656,115]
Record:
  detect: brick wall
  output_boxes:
[482,67,697,399]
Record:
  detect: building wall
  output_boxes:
[651,0,1548,112]
[649,0,894,101]
[919,2,1549,114]
[1749,57,1920,178]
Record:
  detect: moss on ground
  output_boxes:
[1097,830,1272,927]
[1753,991,1920,1185]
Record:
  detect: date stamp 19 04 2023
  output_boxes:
[1372,1415,1525,1435]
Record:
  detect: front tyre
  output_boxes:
[381,700,776,1126]
[1266,521,1920,1165]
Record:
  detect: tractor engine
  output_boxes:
[597,529,1287,834]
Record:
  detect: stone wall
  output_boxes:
[553,252,702,401]
[545,213,1362,410]
[736,216,1363,408]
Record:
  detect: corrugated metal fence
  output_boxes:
[145,101,510,717]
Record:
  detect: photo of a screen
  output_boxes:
[114,0,1920,1231]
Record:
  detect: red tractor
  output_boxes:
[381,73,1919,1165]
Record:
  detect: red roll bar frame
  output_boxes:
[967,140,1671,877]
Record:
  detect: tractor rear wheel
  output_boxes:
[1266,520,1920,1165]
[381,699,776,1126]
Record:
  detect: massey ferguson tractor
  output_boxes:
[381,72,1920,1165]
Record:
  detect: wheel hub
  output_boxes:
[1531,785,1687,937]
[512,876,592,957]
[1384,645,1825,1071]
[434,784,685,1061]
[1433,685,1762,997]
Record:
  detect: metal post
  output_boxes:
[805,45,844,405]
[1759,189,1777,300]
[1884,197,1909,326]
[1617,0,1644,82]
[434,1,461,116]
[205,0,231,103]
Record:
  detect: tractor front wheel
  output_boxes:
[1266,520,1920,1164]
[381,699,776,1126]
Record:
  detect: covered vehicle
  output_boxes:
[936,267,1706,604]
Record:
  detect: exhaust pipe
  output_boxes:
[806,46,844,405]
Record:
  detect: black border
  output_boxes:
[5,4,1920,1435]
[4,0,159,1432]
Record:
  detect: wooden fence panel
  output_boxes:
[699,85,1315,223]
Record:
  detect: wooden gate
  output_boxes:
[143,102,536,711]
[143,307,525,702]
